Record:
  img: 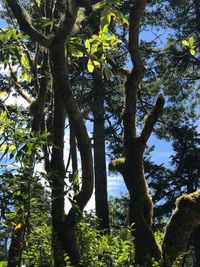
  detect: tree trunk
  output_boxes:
[118,0,164,263]
[193,225,200,267]
[50,39,93,266]
[162,190,200,267]
[7,227,24,267]
[192,2,200,264]
[194,0,200,31]
[124,137,162,264]
[93,71,110,232]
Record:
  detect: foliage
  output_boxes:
[78,218,135,267]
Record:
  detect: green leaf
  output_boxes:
[85,39,91,52]
[100,6,111,33]
[93,60,101,67]
[19,71,32,82]
[190,48,195,56]
[40,132,50,139]
[21,54,29,67]
[0,144,15,152]
[87,59,94,73]
[189,36,194,46]
[182,40,189,47]
[92,2,105,10]
[0,92,8,98]
[0,261,5,267]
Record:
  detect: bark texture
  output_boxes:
[122,1,164,263]
[162,190,200,267]
[93,71,110,232]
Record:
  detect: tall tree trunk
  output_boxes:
[50,39,93,266]
[8,226,24,267]
[192,2,200,264]
[121,1,164,263]
[93,71,110,232]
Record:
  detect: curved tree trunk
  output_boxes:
[5,1,94,266]
[120,1,164,263]
[50,39,93,266]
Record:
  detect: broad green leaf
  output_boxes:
[36,0,41,6]
[0,144,15,152]
[13,222,22,233]
[40,132,50,139]
[189,36,194,46]
[87,59,94,73]
[0,91,8,98]
[190,49,195,56]
[21,54,29,67]
[100,7,111,33]
[20,71,32,82]
[93,60,101,67]
[85,39,91,52]
[182,40,189,47]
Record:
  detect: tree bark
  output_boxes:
[93,71,110,232]
[162,190,200,267]
[50,39,93,266]
[193,225,200,267]
[5,1,94,266]
[7,227,24,267]
[121,1,164,263]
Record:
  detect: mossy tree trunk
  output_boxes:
[162,190,200,267]
[5,1,94,266]
[121,1,164,264]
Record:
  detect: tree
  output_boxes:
[1,1,200,267]
[3,1,93,266]
[109,0,200,266]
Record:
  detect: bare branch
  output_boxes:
[10,68,33,104]
[128,0,147,70]
[140,94,165,145]
[5,0,51,48]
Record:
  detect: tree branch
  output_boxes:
[10,68,33,104]
[5,0,51,48]
[128,0,147,70]
[52,1,79,43]
[140,94,165,145]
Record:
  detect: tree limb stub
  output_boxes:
[140,94,165,147]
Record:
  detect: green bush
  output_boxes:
[78,218,135,267]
